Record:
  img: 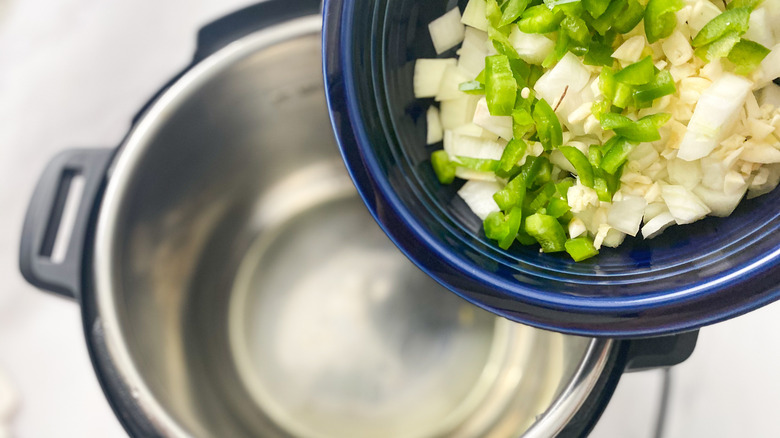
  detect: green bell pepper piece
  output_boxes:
[728,38,771,74]
[692,8,751,47]
[559,146,595,188]
[565,237,599,261]
[533,98,563,150]
[518,5,564,33]
[644,0,684,43]
[485,55,518,116]
[431,150,456,184]
[525,213,567,252]
[614,56,656,85]
[600,136,638,174]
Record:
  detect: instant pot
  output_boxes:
[19,1,696,437]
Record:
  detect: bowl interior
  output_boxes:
[366,0,780,299]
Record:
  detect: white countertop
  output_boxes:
[0,1,779,437]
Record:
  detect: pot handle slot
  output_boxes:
[19,149,113,300]
[192,0,322,63]
[623,330,699,372]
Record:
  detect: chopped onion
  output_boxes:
[458,27,490,77]
[453,123,500,141]
[745,8,776,49]
[661,184,711,224]
[444,130,506,160]
[678,73,753,161]
[414,59,457,98]
[472,97,513,140]
[667,157,702,190]
[607,196,647,236]
[436,65,471,101]
[427,106,443,144]
[440,95,480,130]
[642,212,676,239]
[739,140,780,163]
[692,183,749,217]
[429,8,466,55]
[457,180,502,220]
[461,0,488,32]
[508,27,555,65]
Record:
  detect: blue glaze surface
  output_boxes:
[322,0,780,336]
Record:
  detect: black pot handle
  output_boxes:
[19,149,114,300]
[623,330,699,372]
[192,0,322,63]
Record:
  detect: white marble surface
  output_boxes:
[1,0,779,437]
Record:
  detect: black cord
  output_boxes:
[653,368,673,438]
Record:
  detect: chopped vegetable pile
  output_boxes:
[416,0,780,261]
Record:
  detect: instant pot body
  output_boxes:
[322,0,780,337]
[18,2,697,437]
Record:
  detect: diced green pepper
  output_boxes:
[489,26,522,59]
[613,0,645,33]
[484,211,511,241]
[520,156,548,186]
[555,178,575,201]
[533,99,563,150]
[583,0,612,19]
[459,80,486,94]
[633,70,677,105]
[499,138,528,173]
[485,55,518,116]
[509,58,531,88]
[599,67,617,101]
[543,31,571,68]
[529,182,557,211]
[565,237,599,261]
[591,99,612,121]
[600,137,638,174]
[592,0,627,35]
[599,112,633,130]
[694,31,742,61]
[499,207,524,249]
[727,39,771,74]
[486,0,504,28]
[512,108,536,138]
[727,0,763,10]
[560,145,595,187]
[588,145,603,168]
[593,176,612,201]
[614,56,655,85]
[547,197,571,218]
[431,150,456,184]
[494,174,527,210]
[613,113,671,142]
[499,0,532,26]
[562,15,591,46]
[455,157,501,172]
[692,8,751,47]
[584,40,615,67]
[525,213,567,252]
[644,0,684,43]
[612,82,634,108]
[527,65,544,87]
[518,5,564,34]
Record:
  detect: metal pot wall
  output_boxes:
[19,1,696,437]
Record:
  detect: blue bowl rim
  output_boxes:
[321,0,780,336]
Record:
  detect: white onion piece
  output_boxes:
[753,44,780,88]
[458,27,489,77]
[444,130,506,160]
[642,212,676,239]
[643,202,669,223]
[534,53,593,134]
[426,106,443,145]
[455,167,499,181]
[688,0,722,34]
[429,8,466,55]
[667,157,702,190]
[568,217,587,238]
[661,30,693,66]
[549,149,577,174]
[473,97,513,140]
[745,8,775,48]
[748,164,780,198]
[661,184,711,224]
[739,141,780,163]
[457,180,502,220]
[607,196,647,236]
[602,228,627,248]
[414,59,456,98]
[508,27,555,65]
[678,73,753,161]
[628,143,660,172]
[453,123,500,141]
[436,65,470,101]
[440,95,480,130]
[461,0,488,32]
[612,35,646,63]
[693,183,749,217]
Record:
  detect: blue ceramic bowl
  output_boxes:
[322,0,780,336]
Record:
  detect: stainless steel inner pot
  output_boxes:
[90,15,613,438]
